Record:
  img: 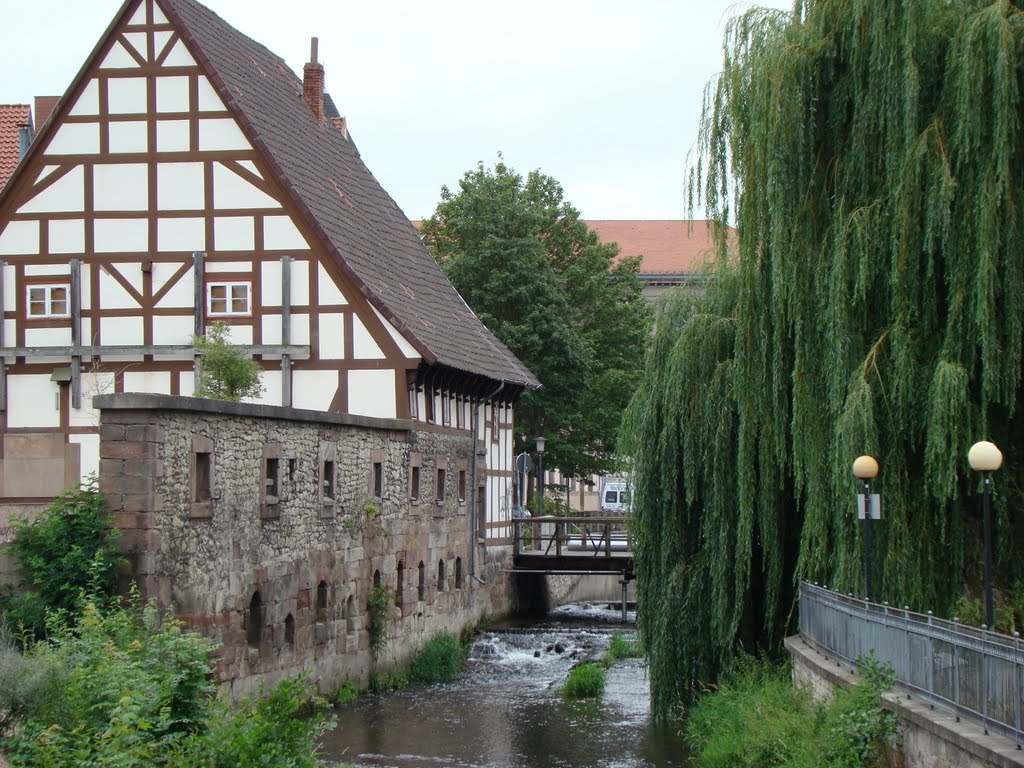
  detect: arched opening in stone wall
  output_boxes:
[316,580,328,623]
[284,613,295,645]
[437,559,446,592]
[246,591,263,647]
[396,561,405,606]
[346,594,355,633]
[455,557,463,589]
[418,561,426,601]
[373,569,382,588]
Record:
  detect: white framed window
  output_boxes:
[207,281,251,316]
[27,284,70,319]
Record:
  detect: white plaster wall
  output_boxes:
[214,216,254,251]
[348,369,397,419]
[94,164,149,211]
[123,33,147,60]
[124,370,171,395]
[0,221,38,256]
[260,261,282,305]
[213,165,280,210]
[163,41,196,68]
[152,2,168,24]
[24,264,70,277]
[179,370,195,397]
[205,260,250,273]
[152,315,193,345]
[107,78,148,114]
[24,327,73,347]
[153,263,193,308]
[318,313,344,359]
[197,77,224,111]
[69,80,100,116]
[292,369,338,411]
[49,219,86,254]
[249,370,282,407]
[371,306,419,358]
[155,76,190,113]
[218,324,253,345]
[20,167,85,214]
[352,316,384,359]
[72,371,116,427]
[198,119,250,152]
[94,218,148,253]
[2,265,15,308]
[263,216,307,250]
[316,262,345,305]
[7,375,60,427]
[290,313,310,345]
[156,121,190,153]
[70,434,100,481]
[46,123,100,156]
[100,41,139,70]
[99,316,144,346]
[261,315,281,345]
[99,266,141,309]
[157,163,205,210]
[290,260,310,304]
[157,217,205,252]
[109,121,149,154]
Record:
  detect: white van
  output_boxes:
[601,482,631,513]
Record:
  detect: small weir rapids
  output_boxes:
[320,603,688,768]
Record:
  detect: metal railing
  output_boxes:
[512,516,631,557]
[800,581,1024,747]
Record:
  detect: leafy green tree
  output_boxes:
[193,321,263,402]
[422,160,650,479]
[1,479,123,638]
[624,0,1024,718]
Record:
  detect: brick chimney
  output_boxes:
[302,37,324,123]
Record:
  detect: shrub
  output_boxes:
[603,632,642,666]
[0,636,63,737]
[193,321,263,402]
[408,633,464,685]
[367,585,393,656]
[561,663,606,699]
[2,479,123,638]
[331,681,359,707]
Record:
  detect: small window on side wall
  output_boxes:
[207,281,251,317]
[190,435,215,519]
[27,284,70,319]
[458,470,466,503]
[373,462,383,499]
[320,441,337,515]
[436,468,446,504]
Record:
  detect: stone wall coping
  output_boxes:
[93,393,413,433]
[786,635,1024,768]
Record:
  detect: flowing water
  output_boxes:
[319,603,690,768]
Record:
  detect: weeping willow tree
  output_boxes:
[623,0,1024,719]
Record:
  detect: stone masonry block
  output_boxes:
[99,424,126,442]
[103,474,154,495]
[126,425,166,443]
[100,411,158,425]
[122,493,161,513]
[100,442,156,461]
[122,459,164,478]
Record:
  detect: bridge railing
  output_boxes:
[799,580,1024,747]
[511,516,631,557]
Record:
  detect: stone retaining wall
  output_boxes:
[95,393,513,701]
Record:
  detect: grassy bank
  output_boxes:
[686,656,900,768]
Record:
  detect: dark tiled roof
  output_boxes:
[0,105,31,192]
[163,0,538,388]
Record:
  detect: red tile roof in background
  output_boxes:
[588,220,732,276]
[0,105,31,191]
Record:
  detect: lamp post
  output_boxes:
[535,437,546,516]
[853,455,879,600]
[969,440,1003,630]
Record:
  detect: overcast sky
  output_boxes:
[2,0,789,221]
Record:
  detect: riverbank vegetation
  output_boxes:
[0,484,332,767]
[561,663,606,699]
[603,632,642,667]
[624,0,1024,718]
[687,657,899,768]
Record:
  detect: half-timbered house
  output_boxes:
[0,0,537,544]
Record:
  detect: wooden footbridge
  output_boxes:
[510,516,634,579]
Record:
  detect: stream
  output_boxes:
[319,602,690,767]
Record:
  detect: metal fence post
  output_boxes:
[927,611,934,710]
[954,617,961,722]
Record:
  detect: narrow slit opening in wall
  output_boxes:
[323,460,335,502]
[373,461,382,499]
[396,561,405,605]
[284,613,295,645]
[346,594,355,632]
[436,468,446,503]
[455,557,463,589]
[418,561,425,601]
[458,470,466,502]
[265,457,279,498]
[437,559,445,592]
[288,458,297,484]
[411,466,420,501]
[316,580,328,623]
[246,591,262,647]
[195,452,212,502]
[373,570,382,588]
